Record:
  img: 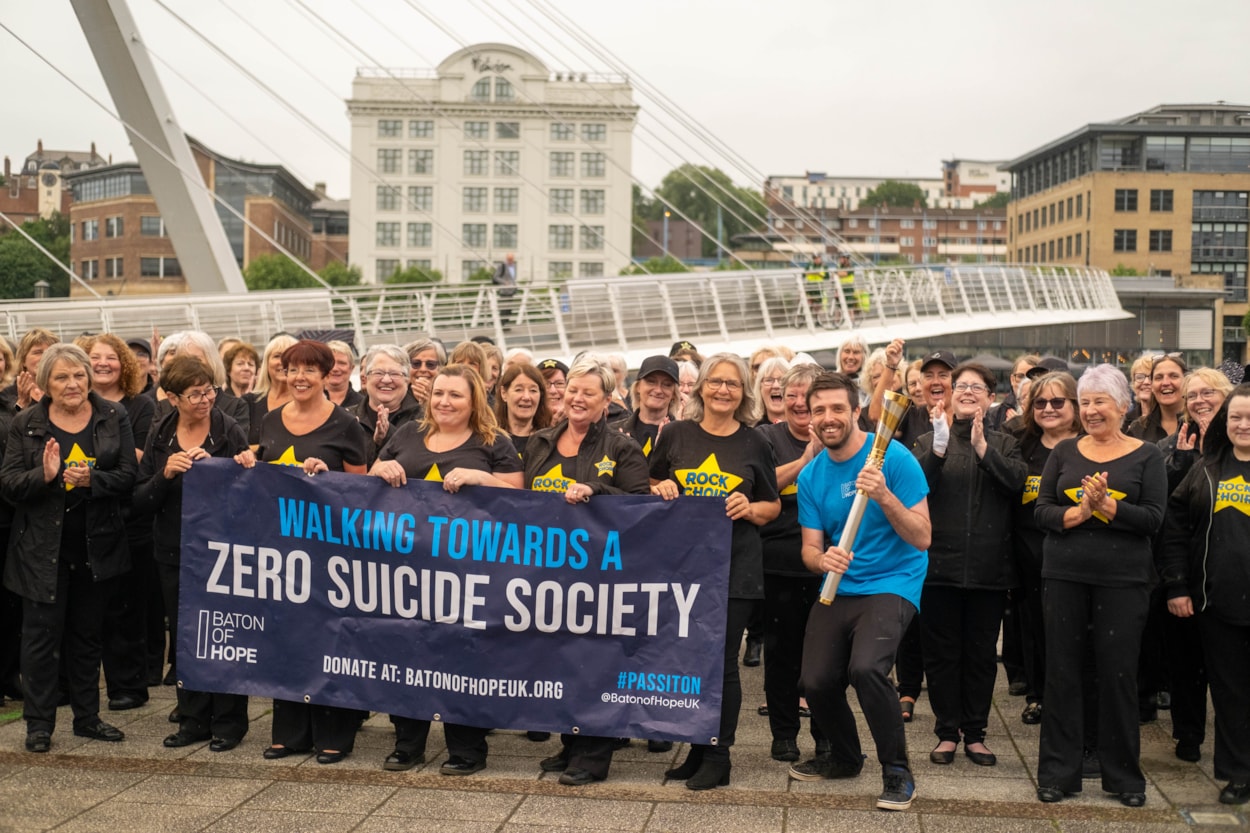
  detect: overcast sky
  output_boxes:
[3,0,1248,199]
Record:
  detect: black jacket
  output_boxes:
[352,390,423,465]
[523,416,651,495]
[914,418,1027,589]
[152,386,249,439]
[133,408,249,563]
[0,392,137,602]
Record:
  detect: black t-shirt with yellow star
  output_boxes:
[258,404,368,471]
[378,422,521,482]
[48,421,95,510]
[528,450,578,493]
[755,421,809,577]
[649,420,779,599]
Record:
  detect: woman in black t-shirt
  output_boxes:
[370,364,521,776]
[247,340,369,765]
[650,353,780,791]
[493,363,552,458]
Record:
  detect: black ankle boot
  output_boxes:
[687,757,731,790]
[664,746,704,780]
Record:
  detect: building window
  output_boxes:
[548,261,572,281]
[496,122,520,140]
[551,123,574,142]
[1099,138,1140,170]
[408,185,433,212]
[140,257,180,278]
[82,219,99,241]
[1113,229,1137,252]
[1114,189,1138,211]
[105,216,123,238]
[463,187,488,213]
[105,257,123,278]
[550,189,573,214]
[407,222,432,248]
[376,186,400,211]
[1150,189,1174,212]
[1048,240,1055,261]
[579,262,604,278]
[376,222,401,247]
[140,216,164,236]
[376,259,399,281]
[81,259,98,280]
[1057,202,1064,222]
[900,219,915,229]
[465,121,489,140]
[579,225,604,250]
[1190,137,1250,172]
[581,153,606,178]
[464,150,489,176]
[847,219,858,229]
[580,189,605,215]
[1076,193,1083,217]
[494,188,519,213]
[495,151,520,177]
[378,119,402,138]
[549,224,573,250]
[1066,236,1073,257]
[495,77,514,100]
[463,223,487,248]
[1144,136,1186,171]
[462,260,487,281]
[900,236,914,247]
[1076,233,1082,255]
[1049,204,1055,225]
[406,259,432,271]
[550,152,574,178]
[408,149,434,175]
[470,79,491,101]
[409,120,434,139]
[1149,229,1173,252]
[378,148,401,174]
[581,123,606,143]
[493,224,518,248]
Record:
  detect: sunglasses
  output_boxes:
[1033,397,1071,411]
[410,359,440,370]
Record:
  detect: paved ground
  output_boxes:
[0,657,1244,833]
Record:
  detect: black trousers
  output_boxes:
[1014,541,1046,704]
[444,723,491,764]
[763,573,825,745]
[557,734,617,779]
[1165,611,1207,746]
[0,524,21,694]
[390,715,431,756]
[1039,579,1148,794]
[920,585,1006,745]
[894,615,924,700]
[271,700,363,753]
[800,593,915,769]
[693,597,753,762]
[102,558,150,701]
[22,559,109,733]
[1200,612,1250,781]
[1001,596,1025,686]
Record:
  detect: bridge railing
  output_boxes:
[1,264,1121,357]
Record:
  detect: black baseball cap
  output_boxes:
[920,350,957,372]
[1026,356,1070,379]
[126,338,151,357]
[637,355,679,383]
[538,359,569,375]
[669,340,697,357]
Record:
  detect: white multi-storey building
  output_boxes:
[348,43,637,285]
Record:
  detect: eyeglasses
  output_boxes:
[705,378,743,391]
[1132,373,1150,382]
[179,387,217,404]
[410,359,440,370]
[953,382,989,394]
[368,370,406,381]
[1010,372,1028,382]
[548,380,567,390]
[1186,388,1221,402]
[761,376,784,386]
[1032,397,1071,411]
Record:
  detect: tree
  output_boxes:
[859,180,928,209]
[646,164,766,258]
[318,261,363,287]
[974,191,1011,209]
[0,214,71,299]
[619,255,690,276]
[1109,263,1140,276]
[384,264,442,285]
[242,253,320,290]
[1243,308,1250,341]
[466,266,495,284]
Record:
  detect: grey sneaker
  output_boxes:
[787,753,864,781]
[877,765,916,811]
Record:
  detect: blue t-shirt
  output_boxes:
[797,434,929,609]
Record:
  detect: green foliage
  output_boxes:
[646,164,765,258]
[0,213,71,299]
[384,264,442,285]
[466,267,494,284]
[620,255,690,276]
[859,180,928,209]
[243,254,320,290]
[318,261,363,287]
[1109,263,1141,276]
[877,256,913,266]
[974,191,1011,209]
[1242,308,1250,340]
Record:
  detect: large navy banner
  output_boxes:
[178,460,730,743]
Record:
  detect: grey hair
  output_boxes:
[838,334,869,370]
[36,343,92,392]
[1077,364,1132,412]
[159,330,226,386]
[685,353,756,425]
[860,347,889,396]
[362,344,410,376]
[403,337,446,364]
[751,355,791,422]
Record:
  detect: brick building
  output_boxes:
[1,140,109,227]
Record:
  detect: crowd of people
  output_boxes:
[0,325,1247,813]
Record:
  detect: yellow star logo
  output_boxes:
[425,463,444,482]
[674,454,743,497]
[594,455,616,477]
[63,442,96,491]
[1022,475,1040,505]
[531,463,573,493]
[1215,475,1250,516]
[268,446,302,467]
[780,483,798,496]
[641,436,652,457]
[1063,484,1128,523]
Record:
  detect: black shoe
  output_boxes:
[788,753,864,781]
[25,730,51,753]
[316,751,348,765]
[1082,748,1101,778]
[262,745,307,760]
[612,737,630,750]
[770,738,800,762]
[164,730,210,748]
[210,737,241,753]
[647,739,673,753]
[686,758,730,790]
[1021,702,1043,724]
[929,744,956,765]
[1119,792,1146,807]
[877,765,916,811]
[1220,781,1250,805]
[1008,680,1028,696]
[383,749,423,771]
[540,753,569,772]
[1139,705,1158,724]
[168,706,181,724]
[742,639,762,667]
[558,767,597,787]
[965,745,996,766]
[1037,786,1067,803]
[439,756,485,776]
[163,667,177,686]
[526,731,551,742]
[1175,741,1201,762]
[664,748,704,780]
[74,721,124,742]
[107,693,147,711]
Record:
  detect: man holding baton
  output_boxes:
[790,372,931,811]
